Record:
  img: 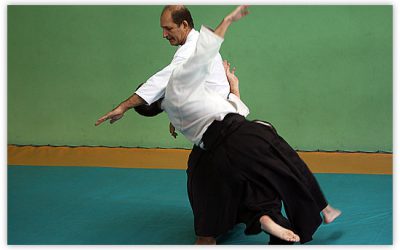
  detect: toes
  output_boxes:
[283,232,300,242]
[291,233,300,242]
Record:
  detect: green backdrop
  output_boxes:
[8,5,392,152]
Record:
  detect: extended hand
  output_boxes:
[214,5,250,39]
[223,60,240,97]
[95,106,126,126]
[226,5,250,22]
[223,60,238,86]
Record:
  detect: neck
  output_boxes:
[180,28,192,45]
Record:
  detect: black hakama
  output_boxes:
[187,113,328,244]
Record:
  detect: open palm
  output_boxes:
[227,5,250,22]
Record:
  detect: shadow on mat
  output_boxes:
[308,231,344,245]
[217,224,344,245]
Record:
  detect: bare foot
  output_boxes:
[260,215,300,242]
[322,205,342,224]
[194,236,216,245]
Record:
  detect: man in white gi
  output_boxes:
[96,5,232,127]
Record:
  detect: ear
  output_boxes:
[182,20,189,29]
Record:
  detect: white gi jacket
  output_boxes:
[162,26,250,146]
[135,29,230,104]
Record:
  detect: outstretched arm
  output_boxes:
[95,93,145,126]
[214,5,249,38]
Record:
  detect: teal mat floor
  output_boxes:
[8,166,392,245]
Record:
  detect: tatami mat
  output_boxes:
[8,166,392,245]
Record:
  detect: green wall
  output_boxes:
[8,5,392,152]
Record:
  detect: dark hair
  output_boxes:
[163,5,194,29]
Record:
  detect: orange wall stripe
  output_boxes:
[8,145,392,174]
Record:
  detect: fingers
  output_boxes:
[95,120,102,126]
[231,66,236,75]
[229,5,250,22]
[110,114,124,124]
[240,5,250,16]
[228,63,235,74]
[237,5,250,17]
[223,60,236,75]
[95,114,110,126]
[95,111,123,126]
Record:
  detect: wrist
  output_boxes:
[230,81,239,90]
[121,93,145,111]
[231,88,239,94]
[118,102,131,112]
[223,16,233,25]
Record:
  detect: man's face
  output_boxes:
[160,10,187,46]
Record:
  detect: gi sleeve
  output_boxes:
[134,56,187,105]
[227,93,250,117]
